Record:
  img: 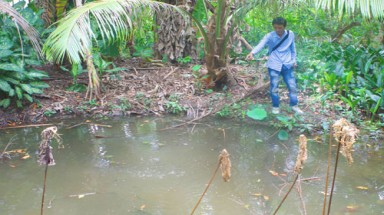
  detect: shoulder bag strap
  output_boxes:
[269,30,290,54]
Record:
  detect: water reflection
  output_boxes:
[0,117,383,215]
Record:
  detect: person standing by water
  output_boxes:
[246,17,303,114]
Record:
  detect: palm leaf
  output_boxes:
[316,0,384,18]
[43,0,177,64]
[0,0,42,58]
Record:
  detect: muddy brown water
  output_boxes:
[0,117,383,215]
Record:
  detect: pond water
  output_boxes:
[0,117,383,215]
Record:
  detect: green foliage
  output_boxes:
[176,56,192,65]
[165,94,187,114]
[317,43,383,121]
[133,45,154,59]
[277,130,289,141]
[0,4,49,108]
[93,54,127,74]
[246,107,267,120]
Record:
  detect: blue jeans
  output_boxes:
[268,65,298,108]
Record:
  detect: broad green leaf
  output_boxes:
[276,115,290,123]
[20,84,33,94]
[2,77,20,85]
[247,107,267,120]
[0,49,13,58]
[1,98,11,108]
[0,79,11,92]
[9,88,15,97]
[23,93,33,102]
[192,65,202,72]
[16,100,22,108]
[31,87,44,94]
[15,86,23,99]
[29,81,49,88]
[0,37,13,50]
[27,70,48,79]
[278,130,289,141]
[24,59,42,66]
[0,63,24,72]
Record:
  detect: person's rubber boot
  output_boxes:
[292,105,303,114]
[272,107,280,114]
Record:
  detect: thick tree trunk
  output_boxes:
[35,0,55,27]
[154,0,197,62]
[204,0,236,89]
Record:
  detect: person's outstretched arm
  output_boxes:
[246,33,270,60]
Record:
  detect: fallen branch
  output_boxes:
[0,124,54,130]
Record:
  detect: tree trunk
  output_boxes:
[204,0,236,89]
[154,0,197,62]
[34,0,55,27]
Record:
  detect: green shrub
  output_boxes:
[0,4,49,108]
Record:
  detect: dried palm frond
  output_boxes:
[0,0,42,58]
[332,118,359,164]
[219,149,231,182]
[294,135,308,174]
[38,126,62,166]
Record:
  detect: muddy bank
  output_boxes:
[0,62,377,139]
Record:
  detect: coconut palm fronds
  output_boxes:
[316,0,384,18]
[43,0,177,64]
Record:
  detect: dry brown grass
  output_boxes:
[38,126,61,166]
[219,149,231,182]
[294,135,308,174]
[332,118,359,164]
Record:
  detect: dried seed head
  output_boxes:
[294,135,308,174]
[332,118,359,164]
[38,126,61,166]
[219,149,231,182]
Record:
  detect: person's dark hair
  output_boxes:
[272,17,287,27]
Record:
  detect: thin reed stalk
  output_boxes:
[322,125,333,215]
[327,139,341,215]
[38,126,61,215]
[190,149,231,215]
[41,164,48,215]
[190,161,221,215]
[322,103,335,215]
[273,174,299,215]
[273,135,307,215]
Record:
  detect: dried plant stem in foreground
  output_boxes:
[190,149,231,215]
[294,135,308,174]
[273,135,308,215]
[327,118,359,215]
[39,126,61,215]
[332,118,359,164]
[220,149,231,182]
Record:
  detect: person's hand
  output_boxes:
[246,53,254,61]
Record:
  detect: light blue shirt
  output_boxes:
[251,30,296,72]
